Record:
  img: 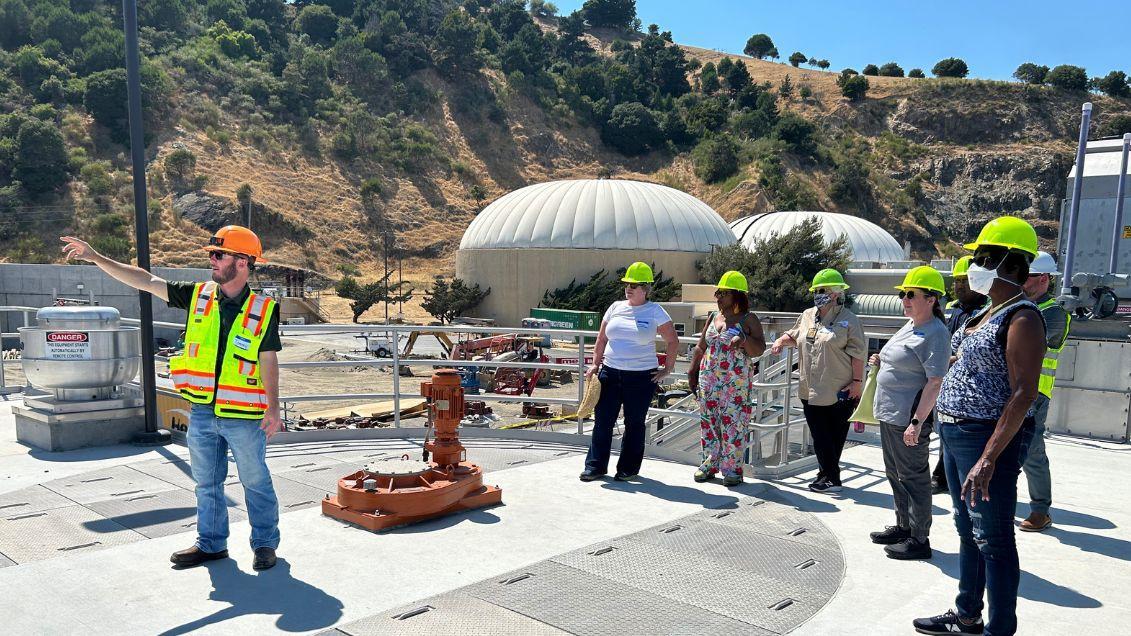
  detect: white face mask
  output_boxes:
[966,263,999,295]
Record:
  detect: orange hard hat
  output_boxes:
[202,225,265,262]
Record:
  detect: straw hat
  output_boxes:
[577,376,602,418]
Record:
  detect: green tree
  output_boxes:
[907,68,925,78]
[692,135,739,184]
[13,46,66,90]
[529,0,558,19]
[878,62,904,77]
[778,74,793,98]
[422,276,491,324]
[29,5,83,53]
[140,0,191,32]
[1095,71,1130,98]
[336,274,413,322]
[435,9,481,72]
[1098,114,1131,137]
[837,70,868,100]
[581,0,636,31]
[541,265,677,311]
[82,66,171,144]
[13,118,68,195]
[723,60,752,94]
[773,111,815,154]
[77,26,125,75]
[206,0,249,30]
[0,0,33,50]
[788,51,807,67]
[743,33,775,59]
[163,149,196,190]
[697,217,850,311]
[699,62,720,93]
[296,4,339,46]
[1044,64,1088,91]
[932,57,969,78]
[817,59,830,70]
[602,102,662,155]
[1013,62,1049,84]
[862,64,879,76]
[80,162,113,196]
[829,154,873,215]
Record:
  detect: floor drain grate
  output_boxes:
[500,573,535,585]
[588,546,618,556]
[7,512,47,521]
[58,541,101,552]
[392,605,433,620]
[794,558,817,570]
[788,527,809,537]
[769,598,796,611]
[659,524,684,534]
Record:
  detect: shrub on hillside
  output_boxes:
[697,217,850,312]
[581,0,636,31]
[837,71,868,100]
[932,58,969,78]
[773,111,816,155]
[878,62,904,77]
[817,60,830,70]
[691,135,740,184]
[1045,65,1088,91]
[908,68,925,78]
[295,4,339,46]
[1095,71,1130,98]
[163,149,196,190]
[1013,62,1049,85]
[602,101,662,155]
[12,117,68,196]
[862,64,879,76]
[1098,114,1131,138]
[788,52,807,68]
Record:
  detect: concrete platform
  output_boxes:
[0,394,1128,634]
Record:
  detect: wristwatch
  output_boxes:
[910,417,921,426]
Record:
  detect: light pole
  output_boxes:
[122,0,168,445]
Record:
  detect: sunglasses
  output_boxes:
[713,289,732,297]
[625,283,643,290]
[209,250,245,261]
[971,253,1005,269]
[813,287,836,295]
[898,290,926,300]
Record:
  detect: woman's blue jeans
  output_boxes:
[941,417,1034,636]
[584,367,656,476]
[188,404,280,552]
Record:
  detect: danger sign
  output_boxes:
[45,331,92,360]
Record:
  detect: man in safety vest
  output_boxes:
[60,226,283,570]
[931,256,988,494]
[1018,251,1070,532]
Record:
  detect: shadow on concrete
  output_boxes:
[380,506,504,535]
[926,548,1102,609]
[598,476,739,509]
[156,559,344,635]
[1043,525,1131,562]
[82,507,196,533]
[1012,504,1116,530]
[27,444,154,463]
[755,483,841,514]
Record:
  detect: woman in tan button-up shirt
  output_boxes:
[770,269,867,493]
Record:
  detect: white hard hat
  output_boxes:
[1029,251,1060,276]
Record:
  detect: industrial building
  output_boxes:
[456,179,735,326]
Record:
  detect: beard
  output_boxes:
[212,259,238,284]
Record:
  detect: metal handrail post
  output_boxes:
[577,334,587,433]
[392,329,401,428]
[781,348,794,465]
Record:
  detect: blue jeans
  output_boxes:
[584,366,656,475]
[188,404,280,552]
[1022,395,1052,516]
[941,418,1034,636]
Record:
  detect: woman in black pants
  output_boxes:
[580,262,680,482]
[770,269,867,493]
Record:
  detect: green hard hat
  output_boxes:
[964,216,1038,258]
[621,261,655,284]
[809,268,849,292]
[716,270,749,293]
[952,255,973,278]
[895,265,946,295]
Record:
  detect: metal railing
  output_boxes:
[3,305,879,474]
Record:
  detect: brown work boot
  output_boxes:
[1019,512,1052,532]
[170,546,229,568]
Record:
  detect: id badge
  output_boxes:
[806,327,818,340]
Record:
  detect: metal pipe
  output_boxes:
[576,333,585,435]
[1110,133,1131,273]
[1061,102,1093,298]
[392,330,401,429]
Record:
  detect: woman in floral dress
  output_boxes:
[688,271,766,486]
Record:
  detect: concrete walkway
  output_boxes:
[1,393,1128,634]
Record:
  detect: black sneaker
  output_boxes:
[869,526,911,545]
[885,537,932,560]
[931,478,948,495]
[613,471,638,482]
[913,609,984,634]
[579,471,606,482]
[808,479,841,494]
[252,547,277,571]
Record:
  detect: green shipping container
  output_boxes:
[530,308,600,340]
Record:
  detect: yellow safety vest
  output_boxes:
[169,282,277,419]
[1037,297,1071,399]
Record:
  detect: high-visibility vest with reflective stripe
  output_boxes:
[1037,297,1071,399]
[169,282,277,419]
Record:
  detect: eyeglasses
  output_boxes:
[813,287,835,295]
[625,283,642,290]
[898,290,921,300]
[972,253,1005,269]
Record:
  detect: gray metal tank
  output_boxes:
[19,306,141,400]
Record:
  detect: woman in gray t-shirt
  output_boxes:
[867,266,951,561]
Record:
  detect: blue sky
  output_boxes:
[553,1,1131,81]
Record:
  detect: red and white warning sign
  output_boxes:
[45,331,92,360]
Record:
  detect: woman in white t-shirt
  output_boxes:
[580,262,680,482]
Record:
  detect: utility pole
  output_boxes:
[398,250,404,320]
[122,0,168,445]
[383,232,391,324]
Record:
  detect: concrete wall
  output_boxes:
[1,264,211,344]
[456,248,706,327]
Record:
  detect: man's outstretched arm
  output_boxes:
[61,236,169,302]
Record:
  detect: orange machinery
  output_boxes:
[321,369,503,531]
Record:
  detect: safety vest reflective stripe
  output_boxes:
[193,283,217,317]
[216,385,267,408]
[242,294,269,336]
[187,343,200,357]
[237,359,256,375]
[1037,297,1072,398]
